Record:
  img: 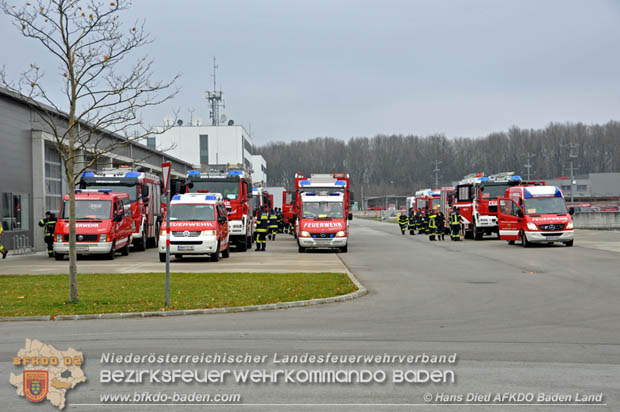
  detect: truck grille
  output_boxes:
[172,231,201,237]
[539,224,565,231]
[311,233,335,239]
[64,234,99,242]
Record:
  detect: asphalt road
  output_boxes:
[2,219,619,412]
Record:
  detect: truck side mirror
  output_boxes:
[348,212,353,221]
[569,207,575,216]
[142,185,149,197]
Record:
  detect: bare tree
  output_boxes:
[1,0,179,302]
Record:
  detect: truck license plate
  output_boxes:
[545,236,554,241]
[76,245,89,252]
[178,245,194,251]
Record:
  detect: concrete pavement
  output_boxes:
[1,219,619,411]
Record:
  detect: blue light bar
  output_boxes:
[82,171,94,178]
[335,181,346,186]
[305,193,316,196]
[299,180,311,186]
[98,189,112,194]
[555,188,563,198]
[524,189,532,199]
[124,171,140,178]
[187,170,201,175]
[74,189,81,194]
[252,188,258,192]
[511,175,522,180]
[478,177,490,181]
[172,195,181,200]
[205,195,216,200]
[329,192,341,196]
[228,170,243,176]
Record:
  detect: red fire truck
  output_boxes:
[452,172,523,240]
[293,173,352,237]
[498,185,575,247]
[80,168,162,251]
[297,191,351,253]
[185,167,254,251]
[282,190,295,231]
[413,189,441,213]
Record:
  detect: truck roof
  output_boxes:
[520,186,564,198]
[82,168,159,180]
[187,169,249,179]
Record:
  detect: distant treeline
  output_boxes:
[256,121,620,197]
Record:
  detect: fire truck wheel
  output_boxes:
[211,243,220,262]
[298,244,305,253]
[222,244,230,258]
[120,238,130,256]
[135,231,147,251]
[565,240,574,247]
[520,231,531,248]
[473,224,483,240]
[159,253,166,262]
[54,253,64,261]
[238,237,247,252]
[339,245,348,253]
[106,242,116,260]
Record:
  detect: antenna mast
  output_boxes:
[205,57,224,126]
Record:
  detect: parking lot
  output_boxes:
[0,234,349,275]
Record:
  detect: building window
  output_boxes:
[561,185,571,192]
[2,192,29,231]
[243,138,253,155]
[146,137,156,149]
[577,185,587,192]
[45,145,63,213]
[200,134,209,165]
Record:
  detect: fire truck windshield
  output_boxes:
[524,197,568,215]
[62,200,111,220]
[83,183,138,202]
[189,181,239,200]
[169,204,215,221]
[481,184,510,199]
[302,202,344,218]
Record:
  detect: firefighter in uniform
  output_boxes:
[422,208,430,235]
[0,225,7,259]
[276,208,284,233]
[397,212,408,235]
[39,211,57,257]
[414,209,423,234]
[268,209,279,240]
[436,208,446,241]
[408,207,415,235]
[428,208,438,241]
[449,206,462,241]
[255,208,269,251]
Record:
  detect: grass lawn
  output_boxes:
[0,272,357,318]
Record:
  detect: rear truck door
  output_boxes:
[498,198,521,241]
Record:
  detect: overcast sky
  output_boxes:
[2,0,620,145]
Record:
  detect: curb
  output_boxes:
[0,271,367,322]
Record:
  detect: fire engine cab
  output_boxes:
[53,190,133,260]
[498,185,575,247]
[453,172,523,239]
[80,168,162,251]
[158,193,230,262]
[297,191,351,253]
[186,168,253,252]
[413,189,440,213]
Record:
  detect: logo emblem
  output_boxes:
[23,370,48,403]
[548,225,555,230]
[77,235,83,241]
[183,230,190,237]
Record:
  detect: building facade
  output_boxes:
[0,87,192,253]
[157,124,255,171]
[546,173,620,200]
[251,155,267,186]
